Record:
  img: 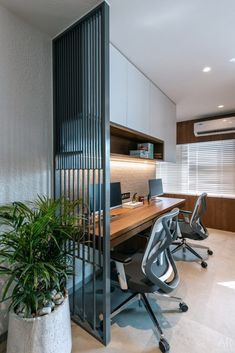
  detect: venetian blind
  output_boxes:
[157,139,235,197]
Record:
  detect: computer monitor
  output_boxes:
[148,179,163,201]
[110,182,122,208]
[89,182,122,212]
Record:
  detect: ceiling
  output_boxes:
[0,0,102,37]
[1,0,235,121]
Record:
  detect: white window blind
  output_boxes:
[157,139,235,197]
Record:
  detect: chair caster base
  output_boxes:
[201,261,208,268]
[159,338,170,353]
[207,249,213,255]
[179,302,188,312]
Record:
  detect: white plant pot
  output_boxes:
[7,295,72,353]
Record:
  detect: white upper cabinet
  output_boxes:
[110,44,176,162]
[150,83,176,162]
[126,62,150,134]
[110,45,128,126]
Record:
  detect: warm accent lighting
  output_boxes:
[202,66,211,73]
[218,105,224,109]
[110,159,155,170]
[110,154,157,165]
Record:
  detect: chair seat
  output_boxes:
[179,222,207,241]
[124,253,166,294]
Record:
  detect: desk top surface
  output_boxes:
[110,197,185,242]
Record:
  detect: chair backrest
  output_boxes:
[190,193,208,239]
[141,208,180,294]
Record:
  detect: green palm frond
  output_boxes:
[0,196,84,317]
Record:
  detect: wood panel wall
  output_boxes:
[177,113,235,144]
[164,193,235,233]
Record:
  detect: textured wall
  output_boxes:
[0,5,52,335]
[110,160,156,199]
[0,5,52,205]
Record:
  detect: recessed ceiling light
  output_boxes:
[229,57,235,63]
[218,105,224,109]
[202,66,211,73]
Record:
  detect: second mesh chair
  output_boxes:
[172,192,213,268]
[111,208,188,353]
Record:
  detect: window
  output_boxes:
[157,139,235,197]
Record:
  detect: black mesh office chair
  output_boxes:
[172,193,213,268]
[110,208,188,353]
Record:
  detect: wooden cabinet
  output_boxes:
[110,45,127,126]
[126,62,150,135]
[150,83,176,162]
[110,123,164,162]
[164,193,235,232]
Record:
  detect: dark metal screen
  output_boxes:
[53,2,110,344]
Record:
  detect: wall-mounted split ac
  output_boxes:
[194,116,235,137]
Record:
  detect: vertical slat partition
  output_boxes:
[53,2,110,345]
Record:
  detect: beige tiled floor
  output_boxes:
[72,229,235,353]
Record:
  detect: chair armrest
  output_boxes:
[179,209,192,224]
[110,251,133,264]
[179,209,192,215]
[137,232,150,239]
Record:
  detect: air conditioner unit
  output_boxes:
[194,117,235,137]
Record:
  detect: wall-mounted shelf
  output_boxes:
[110,123,164,162]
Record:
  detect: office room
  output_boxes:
[0,1,234,353]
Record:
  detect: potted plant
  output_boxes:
[0,196,82,353]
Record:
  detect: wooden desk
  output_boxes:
[110,197,185,247]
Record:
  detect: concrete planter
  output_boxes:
[7,295,72,353]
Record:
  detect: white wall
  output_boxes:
[0,5,52,335]
[111,160,156,199]
[0,5,52,205]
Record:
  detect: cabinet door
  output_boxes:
[127,62,150,134]
[164,100,176,162]
[150,83,176,162]
[110,45,127,126]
